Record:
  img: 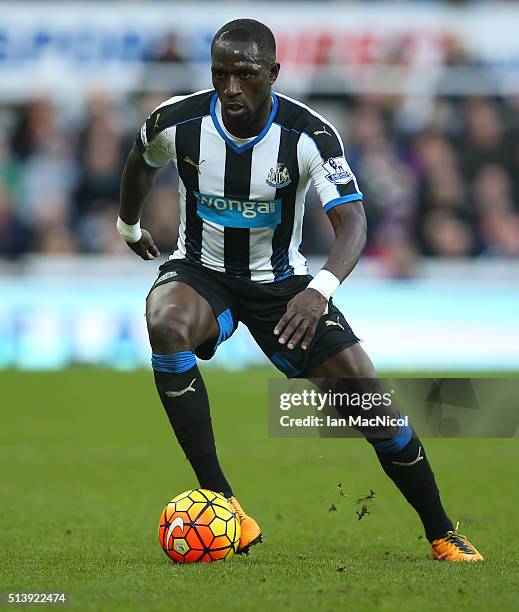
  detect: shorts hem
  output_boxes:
[146,264,230,361]
[298,337,360,378]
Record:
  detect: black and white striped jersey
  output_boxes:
[136,89,363,283]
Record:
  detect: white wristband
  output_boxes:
[117,217,142,243]
[307,269,340,301]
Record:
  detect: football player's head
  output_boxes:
[211,19,280,127]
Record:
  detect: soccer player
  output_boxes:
[118,19,483,561]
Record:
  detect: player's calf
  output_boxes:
[364,412,484,560]
[320,376,461,548]
[147,287,234,498]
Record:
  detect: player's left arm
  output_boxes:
[274,127,365,350]
[274,203,366,350]
[321,201,367,281]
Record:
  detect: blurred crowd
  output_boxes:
[1,89,518,270]
[304,92,519,273]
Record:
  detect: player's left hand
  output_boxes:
[274,288,327,350]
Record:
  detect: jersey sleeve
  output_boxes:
[300,123,363,213]
[135,97,182,168]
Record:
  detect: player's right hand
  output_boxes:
[125,229,160,260]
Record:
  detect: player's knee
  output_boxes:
[146,303,193,353]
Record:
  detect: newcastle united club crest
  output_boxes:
[266,163,291,188]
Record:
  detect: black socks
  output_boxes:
[371,428,454,541]
[153,356,453,539]
[152,352,233,498]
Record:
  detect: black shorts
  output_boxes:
[148,259,359,378]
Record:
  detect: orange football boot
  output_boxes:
[431,523,484,562]
[227,496,263,554]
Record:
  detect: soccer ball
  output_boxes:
[158,489,241,563]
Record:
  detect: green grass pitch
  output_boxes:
[1,369,518,611]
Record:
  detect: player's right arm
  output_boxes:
[119,145,160,260]
[119,99,179,260]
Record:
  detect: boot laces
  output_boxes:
[443,522,476,555]
[228,496,246,521]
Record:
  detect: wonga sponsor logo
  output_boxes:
[193,192,282,229]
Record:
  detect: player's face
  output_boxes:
[211,40,279,130]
